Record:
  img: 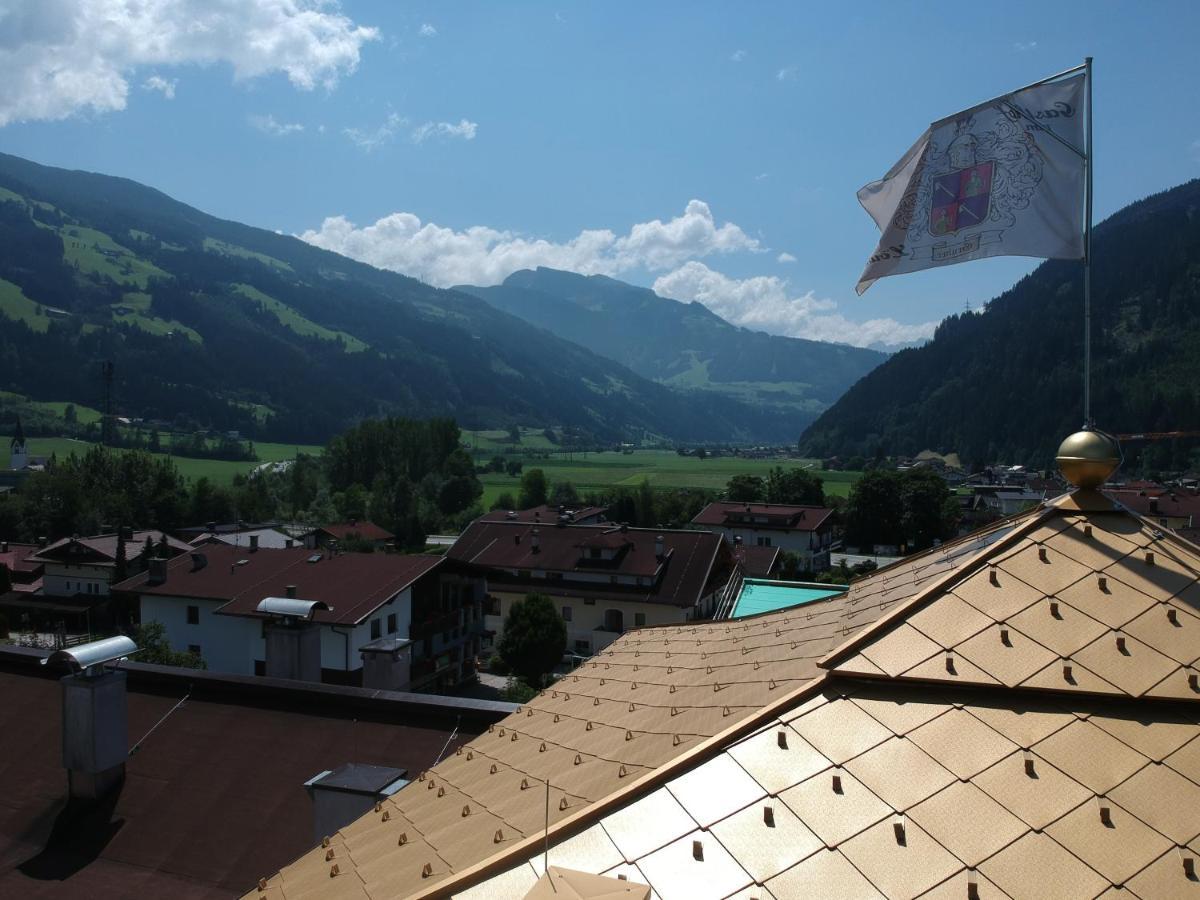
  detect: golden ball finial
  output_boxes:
[1056,429,1121,488]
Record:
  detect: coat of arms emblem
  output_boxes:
[929,159,994,237]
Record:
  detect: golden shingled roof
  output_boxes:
[249,489,1200,900]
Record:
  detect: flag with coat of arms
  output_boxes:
[856,73,1086,294]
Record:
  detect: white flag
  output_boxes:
[856,73,1086,294]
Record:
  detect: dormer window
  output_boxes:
[589,548,602,560]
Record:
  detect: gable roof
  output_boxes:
[318,520,395,543]
[114,544,445,626]
[26,530,191,566]
[448,521,727,608]
[691,501,835,532]
[252,486,1200,899]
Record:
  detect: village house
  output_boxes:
[114,543,486,691]
[448,519,734,655]
[691,500,835,572]
[26,529,191,598]
[1105,486,1200,531]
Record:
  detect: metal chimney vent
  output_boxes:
[42,635,138,676]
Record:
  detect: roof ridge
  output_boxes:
[404,670,836,900]
[816,501,1060,671]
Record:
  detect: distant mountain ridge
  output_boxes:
[0,152,802,444]
[457,267,886,427]
[799,178,1200,468]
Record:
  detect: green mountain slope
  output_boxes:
[0,152,793,444]
[458,267,886,427]
[798,178,1200,468]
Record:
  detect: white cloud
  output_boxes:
[1013,40,1038,52]
[141,74,176,99]
[343,111,406,150]
[776,65,799,82]
[0,0,379,127]
[777,252,796,264]
[249,112,304,136]
[754,172,770,182]
[411,118,477,144]
[300,199,761,288]
[419,23,437,37]
[730,49,746,62]
[653,261,936,349]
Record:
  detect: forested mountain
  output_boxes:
[799,179,1200,469]
[0,153,794,444]
[459,267,885,426]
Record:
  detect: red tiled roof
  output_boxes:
[1105,488,1200,522]
[27,530,191,566]
[318,521,395,542]
[691,501,835,532]
[114,544,444,626]
[448,521,728,608]
[0,542,42,574]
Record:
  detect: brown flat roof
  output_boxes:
[0,650,505,899]
[114,544,445,626]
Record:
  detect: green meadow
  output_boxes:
[24,438,322,485]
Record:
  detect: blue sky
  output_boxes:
[2,0,1198,347]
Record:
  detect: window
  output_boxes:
[188,644,201,656]
[387,613,397,634]
[574,639,591,654]
[562,606,573,622]
[635,613,646,628]
[756,536,772,547]
[186,605,199,625]
[589,548,602,559]
[370,618,382,639]
[584,598,596,606]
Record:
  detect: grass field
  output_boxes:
[472,448,859,508]
[0,278,52,332]
[24,438,322,485]
[231,283,366,352]
[61,225,167,290]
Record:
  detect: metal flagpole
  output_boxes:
[1083,56,1094,428]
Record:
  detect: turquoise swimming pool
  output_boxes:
[730,579,847,619]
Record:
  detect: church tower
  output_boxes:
[10,415,27,470]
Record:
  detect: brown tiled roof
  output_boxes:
[0,651,494,899]
[252,519,1011,897]
[1106,488,1200,522]
[319,520,395,542]
[691,501,835,532]
[114,543,444,626]
[737,545,780,578]
[449,522,727,609]
[480,505,609,524]
[27,530,191,566]
[251,487,1200,899]
[0,542,41,574]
